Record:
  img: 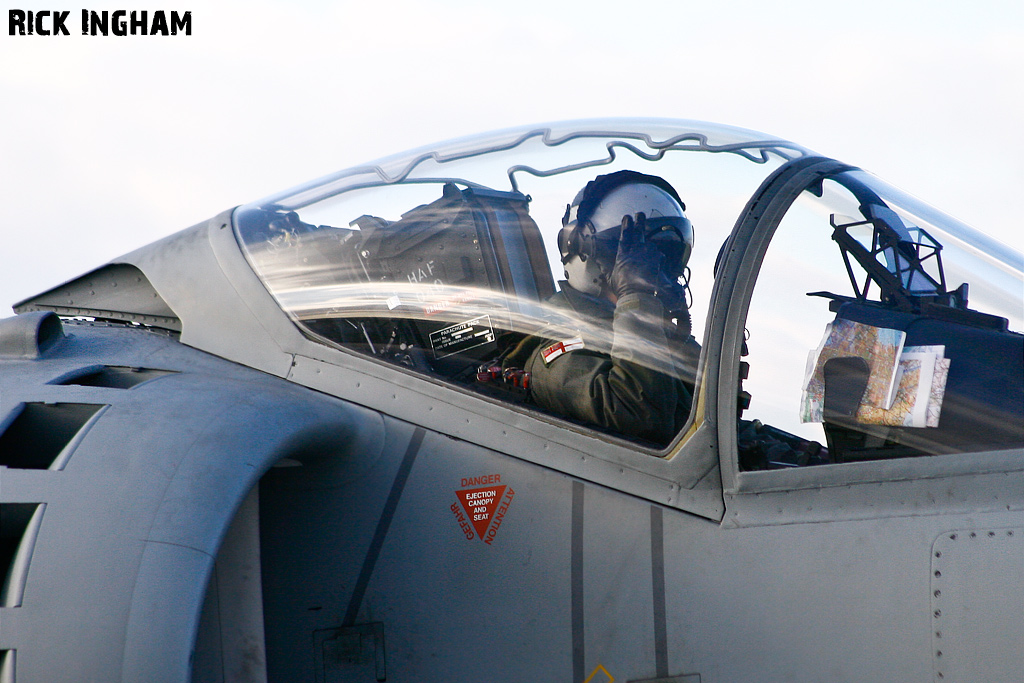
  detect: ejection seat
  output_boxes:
[252,182,557,381]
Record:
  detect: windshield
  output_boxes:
[234,119,805,447]
[741,167,1023,465]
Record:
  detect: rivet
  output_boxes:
[934,570,942,578]
[934,609,942,618]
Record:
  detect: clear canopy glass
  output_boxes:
[234,119,1022,454]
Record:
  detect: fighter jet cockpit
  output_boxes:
[232,120,1023,462]
[8,120,1023,683]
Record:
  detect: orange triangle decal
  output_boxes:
[456,485,507,540]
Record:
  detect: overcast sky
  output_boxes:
[2,0,1021,314]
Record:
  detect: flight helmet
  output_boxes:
[558,170,693,296]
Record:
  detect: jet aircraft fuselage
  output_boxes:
[1,119,1021,683]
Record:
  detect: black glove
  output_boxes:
[656,278,688,319]
[610,213,689,315]
[609,213,662,299]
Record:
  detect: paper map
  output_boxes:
[801,322,949,428]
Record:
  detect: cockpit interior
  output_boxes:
[232,122,1023,465]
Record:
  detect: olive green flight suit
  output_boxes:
[504,283,697,446]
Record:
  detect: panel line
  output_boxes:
[651,505,669,678]
[343,426,426,627]
[571,481,585,683]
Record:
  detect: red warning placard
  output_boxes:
[457,485,506,539]
[451,474,515,544]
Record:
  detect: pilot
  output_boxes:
[500,170,699,445]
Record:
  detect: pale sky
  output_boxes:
[2,0,1022,313]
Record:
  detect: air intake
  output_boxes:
[0,649,15,683]
[55,365,174,389]
[0,403,105,470]
[0,503,44,608]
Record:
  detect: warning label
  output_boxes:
[451,474,515,545]
[429,316,495,359]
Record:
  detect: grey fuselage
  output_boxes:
[1,125,1021,683]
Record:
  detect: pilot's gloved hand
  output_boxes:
[655,277,688,319]
[611,214,690,322]
[609,213,662,299]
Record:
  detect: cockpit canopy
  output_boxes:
[234,119,1023,457]
[236,121,803,365]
